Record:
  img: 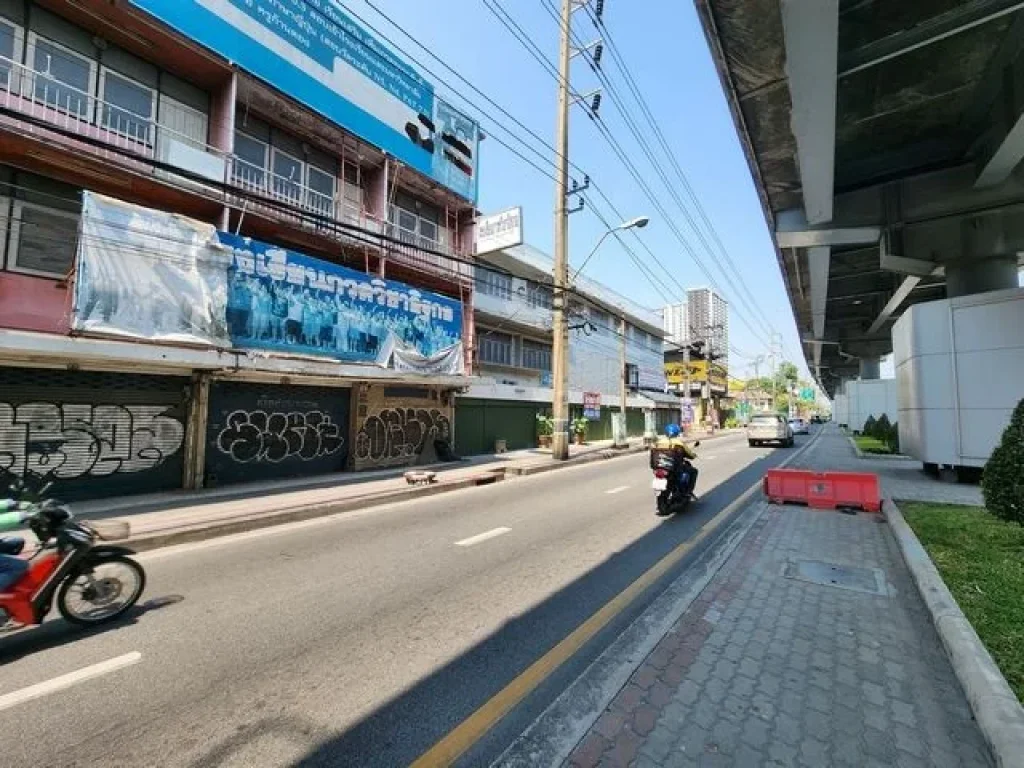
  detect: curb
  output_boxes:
[848,436,912,462]
[883,499,1024,768]
[116,441,663,552]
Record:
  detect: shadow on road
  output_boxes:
[196,439,806,768]
[0,594,185,663]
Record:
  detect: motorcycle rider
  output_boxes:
[654,424,699,501]
[0,498,30,593]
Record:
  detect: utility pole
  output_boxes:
[617,314,627,447]
[550,0,573,461]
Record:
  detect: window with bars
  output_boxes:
[527,283,552,308]
[6,200,79,278]
[521,339,552,372]
[475,269,513,300]
[478,331,514,367]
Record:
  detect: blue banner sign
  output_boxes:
[217,232,463,363]
[129,0,479,202]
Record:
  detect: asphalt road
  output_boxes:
[0,431,814,768]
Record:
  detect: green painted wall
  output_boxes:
[455,398,539,456]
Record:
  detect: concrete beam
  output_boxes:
[808,246,831,339]
[780,0,839,225]
[838,0,1024,78]
[867,275,921,335]
[776,227,880,249]
[975,52,1024,188]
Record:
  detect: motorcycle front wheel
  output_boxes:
[57,555,146,626]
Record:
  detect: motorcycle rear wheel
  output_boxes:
[656,491,672,516]
[57,555,146,626]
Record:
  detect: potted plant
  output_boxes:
[536,412,554,448]
[571,417,589,445]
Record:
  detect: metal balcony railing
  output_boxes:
[0,55,221,168]
[0,56,470,281]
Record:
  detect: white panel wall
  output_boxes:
[845,379,897,433]
[893,287,1024,467]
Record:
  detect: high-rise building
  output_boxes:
[685,288,729,369]
[661,302,690,348]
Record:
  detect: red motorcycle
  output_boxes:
[0,480,145,628]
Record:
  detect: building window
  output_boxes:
[475,269,512,300]
[27,34,94,118]
[271,148,303,203]
[158,94,209,147]
[527,283,552,309]
[522,339,552,372]
[0,17,24,93]
[233,132,267,189]
[478,331,514,367]
[306,165,336,217]
[99,68,156,144]
[390,201,441,246]
[7,201,79,278]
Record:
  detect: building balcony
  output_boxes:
[0,56,471,284]
[0,55,227,184]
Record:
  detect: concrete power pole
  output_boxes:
[618,314,627,447]
[550,0,573,461]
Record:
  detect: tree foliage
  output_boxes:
[982,399,1024,525]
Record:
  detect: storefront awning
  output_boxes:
[0,329,476,389]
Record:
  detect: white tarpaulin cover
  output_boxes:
[73,192,231,346]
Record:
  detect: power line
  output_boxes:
[528,0,773,348]
[580,1,777,335]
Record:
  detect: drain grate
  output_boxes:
[783,560,888,596]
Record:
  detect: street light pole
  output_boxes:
[617,313,627,447]
[550,0,573,461]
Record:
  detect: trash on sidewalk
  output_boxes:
[404,471,438,486]
[764,468,881,512]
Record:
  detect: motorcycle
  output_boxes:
[651,441,700,517]
[0,478,146,628]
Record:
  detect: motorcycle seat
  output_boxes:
[0,537,25,556]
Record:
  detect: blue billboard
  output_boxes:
[217,232,463,363]
[129,0,479,203]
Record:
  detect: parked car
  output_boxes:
[747,413,793,447]
[789,417,810,435]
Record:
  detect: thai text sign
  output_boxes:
[128,0,479,201]
[218,232,462,363]
[583,392,601,421]
[73,194,464,370]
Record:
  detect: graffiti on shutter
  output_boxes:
[0,403,185,479]
[204,383,351,486]
[354,407,451,466]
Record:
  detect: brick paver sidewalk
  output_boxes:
[568,429,992,767]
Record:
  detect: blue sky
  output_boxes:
[348,0,809,378]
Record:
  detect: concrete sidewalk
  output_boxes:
[61,430,730,551]
[559,427,992,767]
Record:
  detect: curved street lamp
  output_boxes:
[571,215,650,282]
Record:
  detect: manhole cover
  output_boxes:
[783,560,887,596]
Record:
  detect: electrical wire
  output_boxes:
[580,0,778,335]
[529,0,774,348]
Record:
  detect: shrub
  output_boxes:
[874,414,892,442]
[887,422,900,453]
[725,417,739,429]
[982,398,1024,525]
[863,415,877,438]
[571,417,589,436]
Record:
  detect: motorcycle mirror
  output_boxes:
[694,441,701,447]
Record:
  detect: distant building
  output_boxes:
[685,288,730,370]
[661,301,689,348]
[456,243,680,455]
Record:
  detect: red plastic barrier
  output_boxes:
[763,469,881,513]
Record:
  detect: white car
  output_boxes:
[747,413,793,447]
[789,418,810,435]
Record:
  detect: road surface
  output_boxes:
[0,431,812,767]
